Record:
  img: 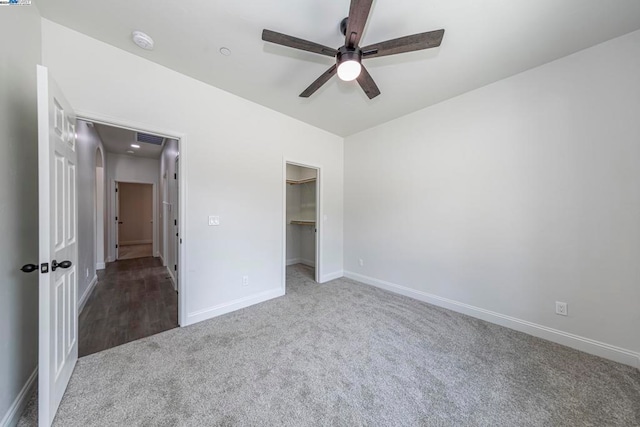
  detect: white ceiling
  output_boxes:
[37,0,640,136]
[92,122,165,159]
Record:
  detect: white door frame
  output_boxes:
[112,180,157,256]
[162,172,168,267]
[75,110,187,326]
[173,156,180,292]
[114,181,119,261]
[282,159,323,291]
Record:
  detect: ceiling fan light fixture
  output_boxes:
[337,60,362,81]
[261,1,445,99]
[336,47,362,82]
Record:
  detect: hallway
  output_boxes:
[78,257,178,357]
[118,243,153,260]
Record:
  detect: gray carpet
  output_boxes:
[19,264,640,426]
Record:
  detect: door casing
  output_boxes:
[76,110,187,327]
[282,159,323,290]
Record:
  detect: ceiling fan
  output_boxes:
[262,0,445,99]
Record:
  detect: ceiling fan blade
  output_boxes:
[361,29,445,58]
[262,29,338,57]
[345,0,373,48]
[356,65,380,99]
[300,65,338,98]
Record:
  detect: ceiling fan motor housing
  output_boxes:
[337,45,362,64]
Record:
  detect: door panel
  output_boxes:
[67,162,76,244]
[54,275,65,377]
[54,154,65,250]
[37,65,78,427]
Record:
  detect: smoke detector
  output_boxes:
[132,31,154,50]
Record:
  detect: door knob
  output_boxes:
[118,221,123,224]
[51,260,72,272]
[20,264,38,273]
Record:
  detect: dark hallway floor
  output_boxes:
[78,257,178,357]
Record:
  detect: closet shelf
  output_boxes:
[290,220,316,226]
[286,178,316,185]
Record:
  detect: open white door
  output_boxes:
[115,181,120,260]
[174,157,179,291]
[37,65,79,427]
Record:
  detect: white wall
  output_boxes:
[345,30,640,367]
[76,121,106,309]
[106,153,160,261]
[42,20,344,325]
[0,5,41,425]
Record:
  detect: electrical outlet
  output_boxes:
[86,268,89,278]
[242,276,249,287]
[556,301,568,316]
[208,215,220,226]
[358,258,364,267]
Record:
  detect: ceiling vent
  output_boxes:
[136,132,165,146]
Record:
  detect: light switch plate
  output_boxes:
[208,215,220,226]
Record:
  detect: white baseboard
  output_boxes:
[344,271,640,370]
[159,253,165,266]
[287,258,315,267]
[78,274,98,314]
[1,368,37,427]
[300,258,315,267]
[320,270,343,283]
[119,240,152,246]
[96,262,105,270]
[185,288,284,326]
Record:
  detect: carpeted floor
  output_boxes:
[19,264,640,426]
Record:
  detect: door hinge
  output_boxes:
[115,188,118,192]
[174,264,177,271]
[40,263,49,274]
[115,216,118,221]
[174,219,177,226]
[180,238,182,244]
[174,173,177,179]
[116,244,119,248]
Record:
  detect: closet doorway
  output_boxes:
[285,162,320,285]
[117,182,154,260]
